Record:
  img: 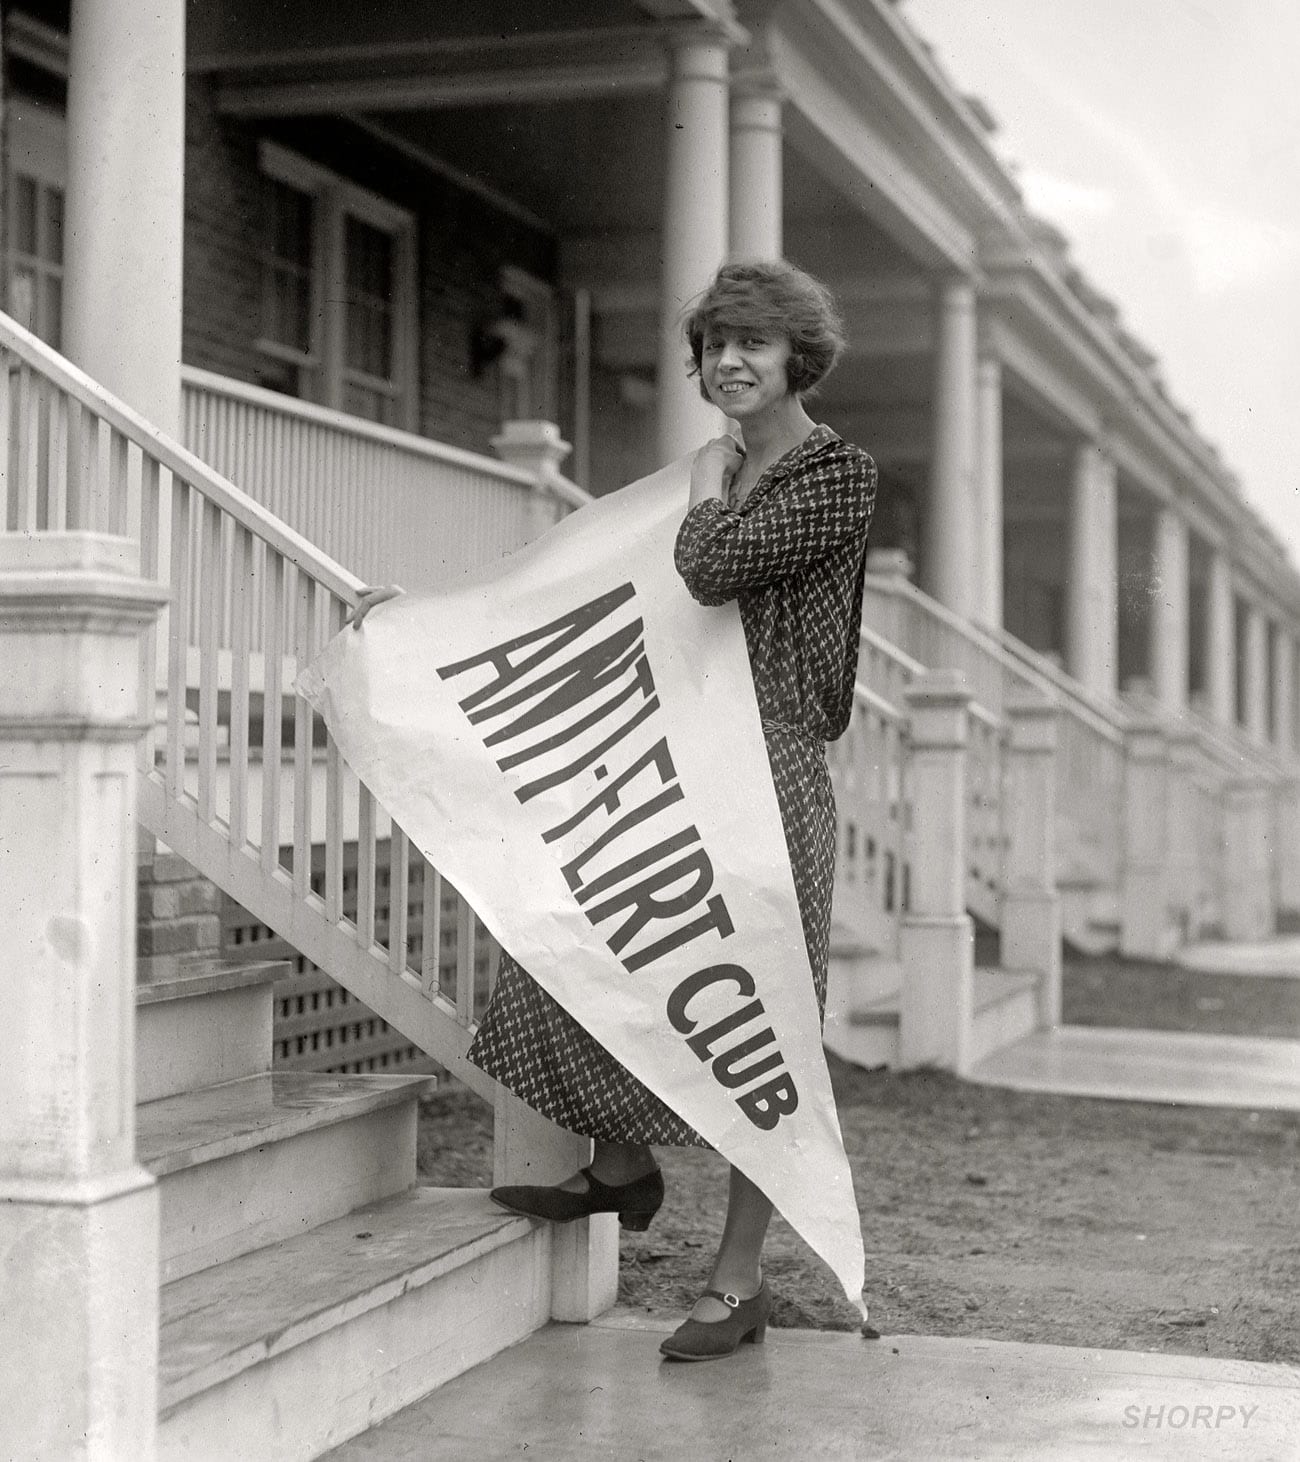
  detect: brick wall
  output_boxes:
[136,851,225,984]
[181,85,558,460]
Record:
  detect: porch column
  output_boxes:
[975,355,1004,631]
[64,0,185,437]
[1065,443,1118,699]
[1205,549,1236,726]
[0,533,168,1459]
[1150,504,1190,713]
[729,71,783,260]
[657,25,732,464]
[1273,624,1294,755]
[1243,598,1268,742]
[923,277,978,620]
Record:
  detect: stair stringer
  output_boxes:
[139,771,492,1102]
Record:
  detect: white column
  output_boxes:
[656,26,731,465]
[1243,599,1268,741]
[923,277,978,620]
[1272,624,1294,755]
[65,0,185,436]
[1065,443,1119,699]
[1205,549,1236,726]
[975,355,1004,631]
[729,72,783,260]
[1150,504,1190,713]
[0,533,167,1460]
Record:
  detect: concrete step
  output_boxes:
[824,967,1039,1073]
[136,957,286,1104]
[157,1188,549,1462]
[968,967,1039,1070]
[138,1071,433,1283]
[824,949,901,1068]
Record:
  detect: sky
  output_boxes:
[903,0,1300,561]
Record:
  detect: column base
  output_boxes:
[0,1169,158,1461]
[899,914,974,1072]
[1001,890,1062,1028]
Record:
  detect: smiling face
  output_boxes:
[700,328,795,422]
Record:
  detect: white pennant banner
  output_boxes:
[298,457,866,1313]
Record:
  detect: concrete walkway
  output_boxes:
[1176,937,1300,980]
[325,1311,1300,1461]
[969,1025,1300,1111]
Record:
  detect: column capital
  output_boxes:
[659,14,748,55]
[730,62,785,106]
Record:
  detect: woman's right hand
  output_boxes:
[348,584,404,629]
[689,434,745,507]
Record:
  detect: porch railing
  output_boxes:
[0,316,588,1100]
[832,624,1008,954]
[181,367,584,595]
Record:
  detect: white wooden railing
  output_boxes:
[181,367,585,595]
[832,624,1009,953]
[0,316,596,1100]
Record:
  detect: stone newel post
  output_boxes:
[0,533,168,1460]
[899,671,975,1072]
[1002,694,1061,1028]
[1222,778,1275,941]
[1120,718,1171,958]
[492,420,574,539]
[489,419,617,1318]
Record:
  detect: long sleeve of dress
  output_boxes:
[673,441,877,606]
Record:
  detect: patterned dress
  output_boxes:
[466,424,878,1146]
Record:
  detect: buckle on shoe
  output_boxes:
[723,1292,740,1308]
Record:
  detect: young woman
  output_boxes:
[352,260,877,1360]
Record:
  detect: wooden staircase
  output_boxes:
[139,959,551,1460]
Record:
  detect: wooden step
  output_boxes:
[157,1188,549,1462]
[968,967,1039,1069]
[136,957,286,1103]
[138,1071,433,1283]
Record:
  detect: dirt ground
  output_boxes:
[417,956,1300,1364]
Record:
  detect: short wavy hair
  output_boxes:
[684,260,847,399]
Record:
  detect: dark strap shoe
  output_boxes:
[659,1280,773,1361]
[490,1165,664,1231]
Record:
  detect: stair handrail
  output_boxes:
[0,313,367,603]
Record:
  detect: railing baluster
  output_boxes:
[455,892,475,1026]
[136,456,162,775]
[19,365,40,530]
[165,477,192,800]
[108,426,130,538]
[389,827,410,975]
[46,388,69,530]
[197,494,221,824]
[75,398,98,532]
[261,551,285,876]
[228,521,252,848]
[292,568,315,900]
[356,786,376,951]
[0,357,10,529]
[323,598,346,923]
[421,862,441,995]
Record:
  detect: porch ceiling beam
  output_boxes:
[776,43,977,272]
[218,61,666,117]
[983,316,1102,443]
[211,26,675,117]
